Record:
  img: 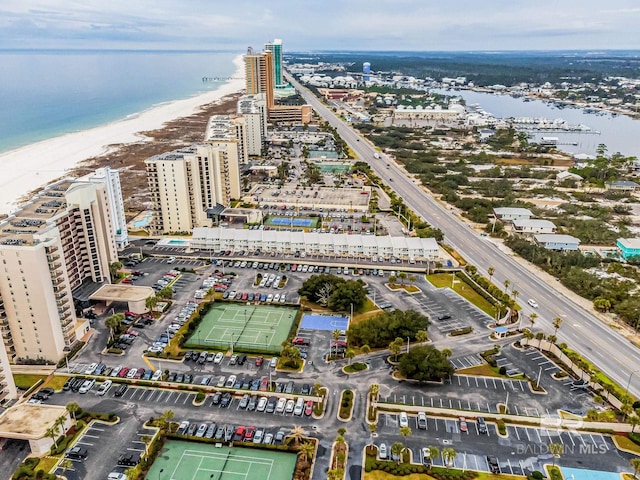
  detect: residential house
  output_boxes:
[534,234,580,251]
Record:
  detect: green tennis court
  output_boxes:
[146,440,297,480]
[186,303,297,354]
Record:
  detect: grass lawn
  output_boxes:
[613,435,640,455]
[457,364,502,377]
[36,456,59,474]
[365,472,526,480]
[43,375,72,391]
[426,273,497,317]
[388,284,421,293]
[12,374,47,390]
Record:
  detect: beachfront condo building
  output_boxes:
[0,334,16,403]
[264,38,284,87]
[205,115,248,164]
[79,167,129,250]
[244,47,274,109]
[0,173,122,363]
[237,93,268,156]
[145,143,241,234]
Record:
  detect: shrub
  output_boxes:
[530,471,544,480]
[497,419,506,435]
[630,432,640,446]
[499,366,507,375]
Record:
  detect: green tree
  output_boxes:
[347,309,430,348]
[345,348,355,364]
[389,338,404,361]
[442,447,457,469]
[408,274,416,285]
[313,383,323,397]
[388,274,397,285]
[425,446,439,470]
[368,423,377,445]
[368,383,380,401]
[593,297,612,312]
[398,272,407,286]
[105,313,124,343]
[399,426,412,451]
[297,441,315,463]
[45,426,58,448]
[66,402,80,425]
[59,459,73,475]
[416,330,429,344]
[286,425,306,446]
[528,312,538,332]
[397,345,454,382]
[631,458,640,479]
[487,266,495,284]
[158,286,173,300]
[391,442,404,464]
[361,344,371,355]
[145,295,158,312]
[140,434,152,457]
[109,261,123,282]
[552,317,563,336]
[549,443,563,467]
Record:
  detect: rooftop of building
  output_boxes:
[512,219,556,227]
[617,237,640,249]
[493,207,533,216]
[0,179,78,247]
[90,284,155,303]
[145,146,198,163]
[533,234,581,244]
[204,115,242,142]
[0,403,68,439]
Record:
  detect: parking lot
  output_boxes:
[376,412,629,475]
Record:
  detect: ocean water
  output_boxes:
[0,50,238,153]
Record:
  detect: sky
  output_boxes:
[1,0,640,52]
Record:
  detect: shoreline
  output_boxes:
[0,54,245,216]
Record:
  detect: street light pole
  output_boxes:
[625,369,640,396]
[406,337,410,354]
[159,468,163,480]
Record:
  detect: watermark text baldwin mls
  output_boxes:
[516,443,608,456]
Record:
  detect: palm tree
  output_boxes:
[337,427,347,437]
[442,348,452,358]
[368,423,377,445]
[160,409,174,432]
[549,443,563,466]
[58,459,73,476]
[105,313,124,343]
[66,402,80,425]
[630,415,640,434]
[621,401,633,422]
[361,344,371,355]
[416,330,429,344]
[547,334,557,344]
[389,338,403,361]
[487,266,495,284]
[124,466,140,480]
[56,415,67,437]
[399,426,412,452]
[368,384,380,401]
[297,441,315,463]
[345,348,355,364]
[503,279,510,292]
[391,442,404,464]
[327,469,344,480]
[45,426,58,448]
[140,434,152,457]
[528,312,538,332]
[388,274,397,286]
[511,289,519,303]
[552,317,563,336]
[287,425,306,446]
[523,329,534,341]
[631,458,640,479]
[145,295,158,312]
[398,272,407,286]
[408,274,416,286]
[426,446,439,470]
[313,383,323,398]
[442,447,457,469]
[332,329,342,357]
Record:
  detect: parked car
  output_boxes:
[399,412,409,428]
[487,456,500,474]
[417,412,427,430]
[379,443,388,460]
[66,447,88,460]
[478,417,487,434]
[459,416,468,433]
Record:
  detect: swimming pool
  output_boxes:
[133,211,152,228]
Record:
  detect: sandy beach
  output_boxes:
[0,55,245,215]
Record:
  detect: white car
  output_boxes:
[216,376,226,387]
[257,397,268,412]
[527,298,539,308]
[274,294,280,303]
[276,398,287,413]
[279,294,286,304]
[399,412,409,427]
[84,363,98,375]
[96,380,112,396]
[151,370,163,381]
[79,379,95,394]
[285,399,295,413]
[379,443,388,460]
[225,375,237,388]
[214,352,224,364]
[108,473,127,480]
[266,294,274,303]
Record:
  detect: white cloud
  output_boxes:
[0,0,638,50]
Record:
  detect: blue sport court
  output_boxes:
[301,313,349,331]
[266,216,317,227]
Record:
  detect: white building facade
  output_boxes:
[192,228,439,260]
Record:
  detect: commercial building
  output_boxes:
[616,238,640,260]
[237,93,268,156]
[264,38,284,87]
[145,144,241,234]
[205,115,248,164]
[268,105,313,125]
[244,47,274,109]
[0,174,121,363]
[191,227,440,260]
[512,219,557,235]
[533,234,581,251]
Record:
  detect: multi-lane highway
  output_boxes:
[285,72,640,398]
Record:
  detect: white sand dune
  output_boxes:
[0,55,245,215]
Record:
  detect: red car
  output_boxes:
[259,377,269,391]
[118,367,130,378]
[292,337,310,346]
[304,400,313,416]
[242,292,249,301]
[122,278,133,284]
[255,356,264,366]
[459,417,468,433]
[244,426,256,441]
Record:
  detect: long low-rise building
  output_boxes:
[192,227,439,260]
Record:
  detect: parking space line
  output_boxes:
[514,427,520,440]
[173,393,182,404]
[524,427,531,441]
[519,382,524,392]
[514,405,519,416]
[566,432,575,446]
[506,459,514,474]
[76,441,94,446]
[535,429,542,443]
[589,434,598,447]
